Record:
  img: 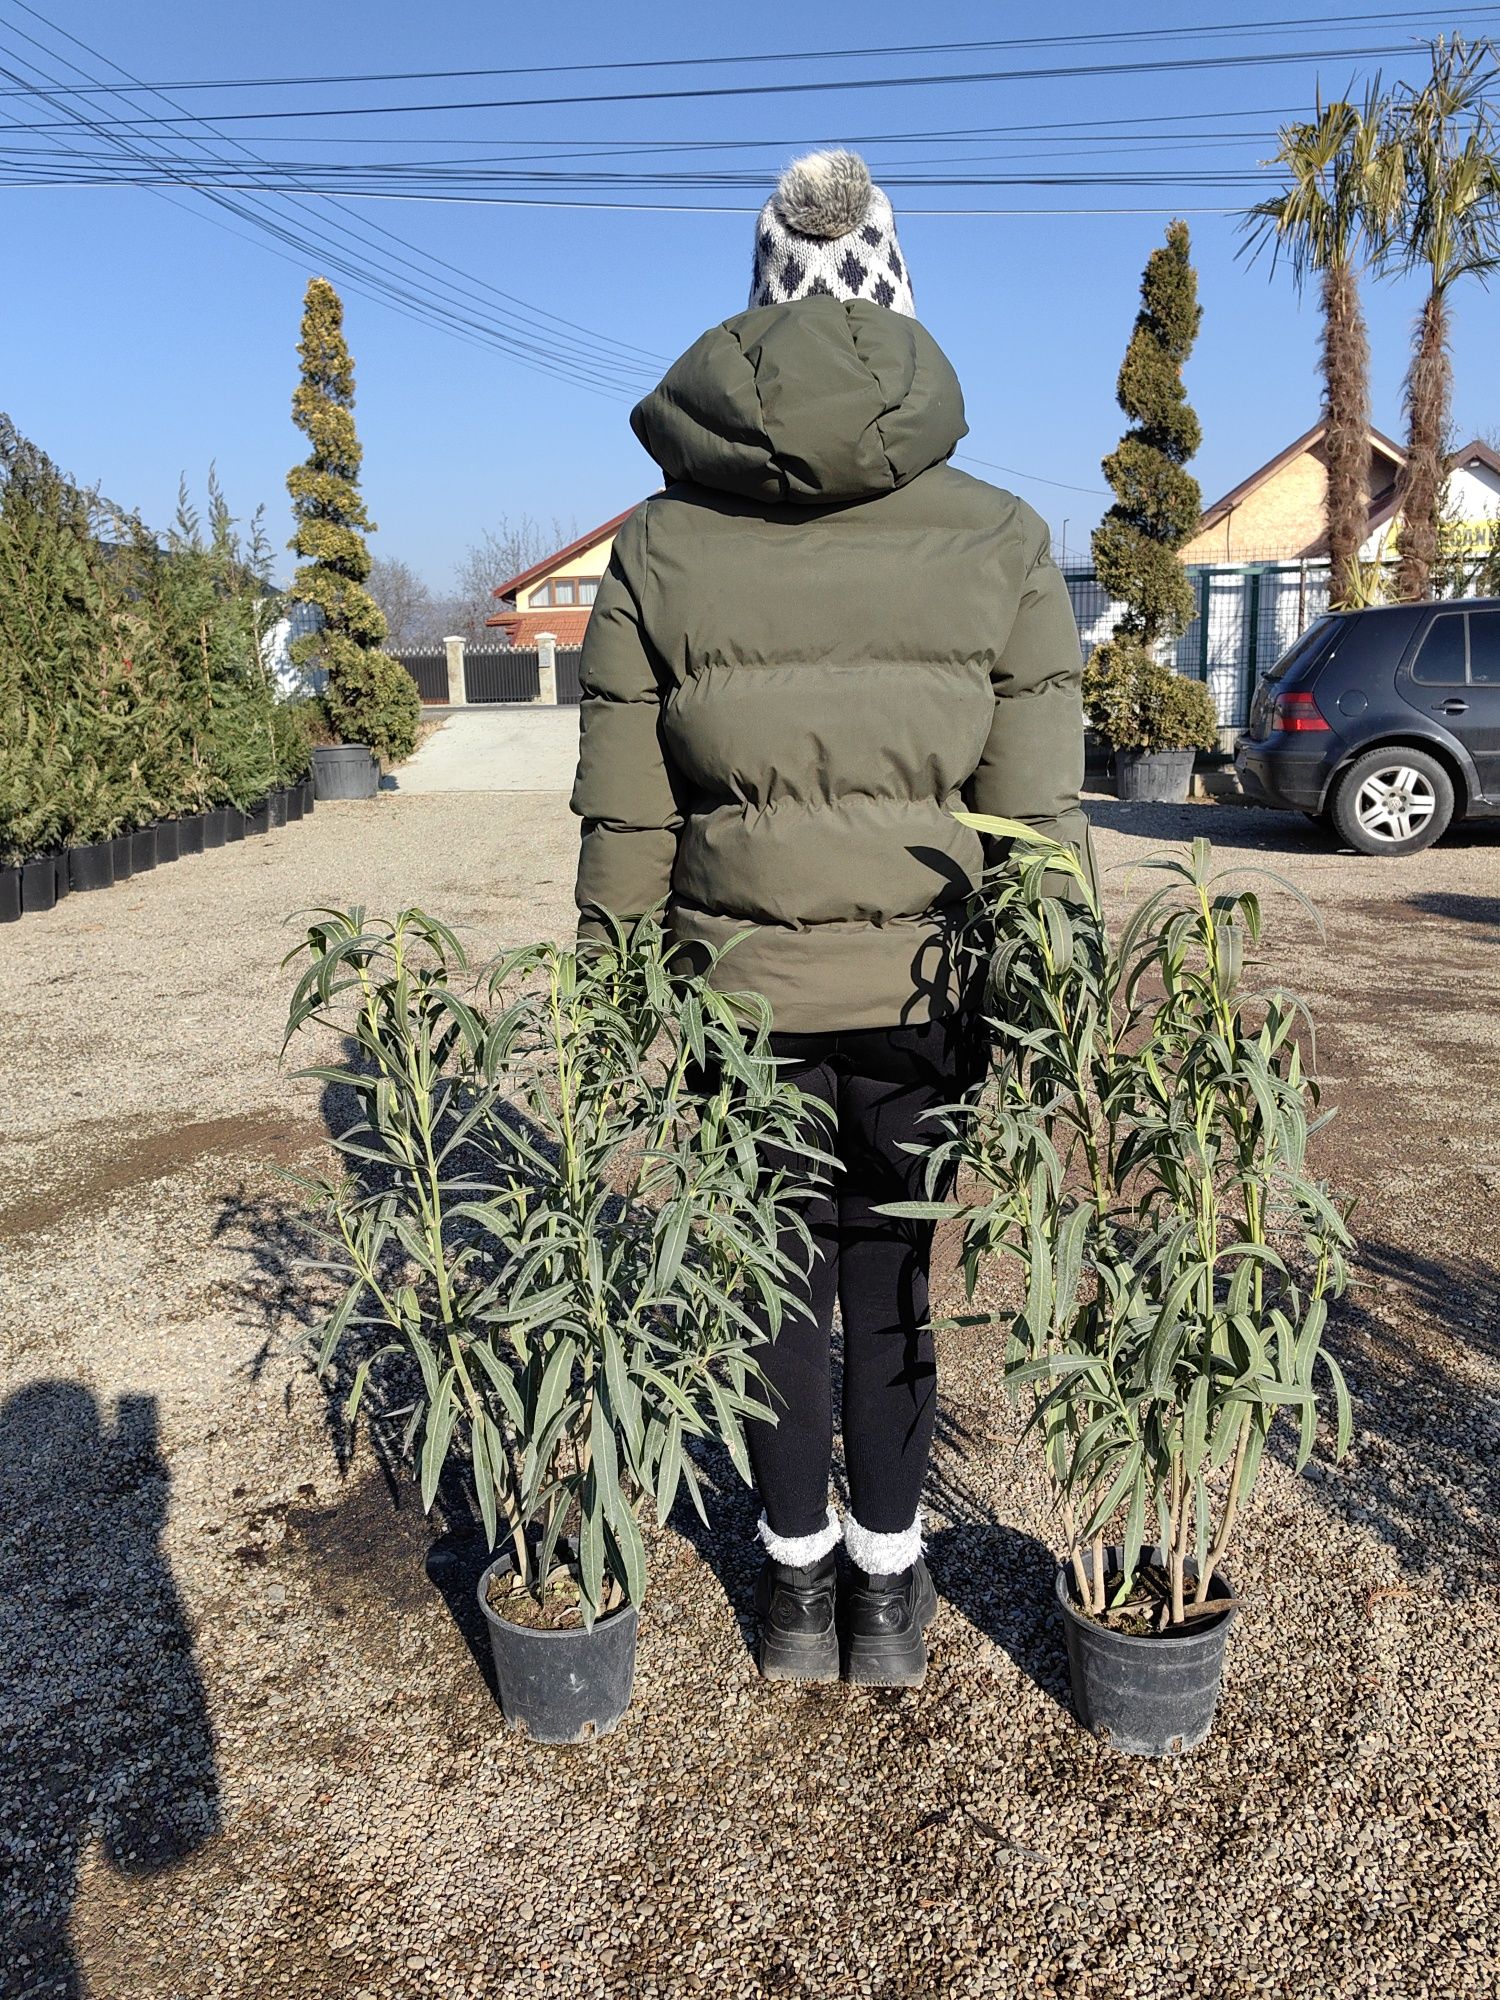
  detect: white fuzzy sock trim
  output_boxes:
[843,1508,924,1576]
[757,1506,841,1567]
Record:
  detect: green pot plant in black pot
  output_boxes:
[282,908,816,1743]
[895,817,1352,1757]
[1082,638,1219,805]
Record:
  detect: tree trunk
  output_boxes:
[1394,289,1452,605]
[1321,261,1371,610]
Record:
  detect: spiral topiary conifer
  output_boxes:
[1092,221,1204,645]
[1085,222,1211,752]
[287,277,417,762]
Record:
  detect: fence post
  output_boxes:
[535,630,558,705]
[443,635,467,707]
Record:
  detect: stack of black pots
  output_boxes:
[0,774,316,924]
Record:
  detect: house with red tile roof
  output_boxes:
[485,508,635,647]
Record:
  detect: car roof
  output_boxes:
[1332,597,1500,617]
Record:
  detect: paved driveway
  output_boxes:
[392,705,581,793]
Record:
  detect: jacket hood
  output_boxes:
[630,295,968,506]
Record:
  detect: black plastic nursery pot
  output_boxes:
[21,853,58,914]
[1114,749,1196,804]
[110,833,134,882]
[300,775,315,815]
[268,789,288,829]
[156,818,182,864]
[129,825,158,874]
[1056,1547,1236,1758]
[312,743,379,801]
[1,864,21,923]
[283,783,305,822]
[202,808,227,849]
[178,813,206,856]
[477,1553,639,1744]
[223,808,247,843]
[68,839,114,892]
[244,798,272,837]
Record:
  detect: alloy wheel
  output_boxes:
[1352,764,1438,845]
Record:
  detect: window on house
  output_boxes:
[552,579,576,606]
[530,582,551,608]
[578,579,598,605]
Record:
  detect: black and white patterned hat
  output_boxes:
[748,150,915,317]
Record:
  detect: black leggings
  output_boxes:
[750,1019,968,1542]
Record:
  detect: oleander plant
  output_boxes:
[894,818,1353,1635]
[283,909,823,1629]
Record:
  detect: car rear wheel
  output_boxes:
[1330,746,1453,856]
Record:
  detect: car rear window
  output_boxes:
[1263,616,1339,686]
[1470,609,1500,685]
[1412,613,1468,684]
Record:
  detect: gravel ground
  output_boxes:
[2,790,1498,2000]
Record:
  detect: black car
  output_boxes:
[1235,598,1500,854]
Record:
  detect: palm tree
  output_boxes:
[1387,37,1500,603]
[1242,87,1398,607]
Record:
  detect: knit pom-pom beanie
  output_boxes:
[748,149,915,316]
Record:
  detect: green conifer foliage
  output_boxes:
[1091,221,1204,648]
[287,277,417,762]
[1086,223,1210,753]
[0,417,304,863]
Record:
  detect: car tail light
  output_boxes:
[1272,689,1330,733]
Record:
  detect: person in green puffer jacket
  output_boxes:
[571,149,1095,1690]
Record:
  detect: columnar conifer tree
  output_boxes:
[1091,221,1204,653]
[1083,222,1213,751]
[287,276,417,759]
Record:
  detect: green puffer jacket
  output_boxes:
[571,293,1096,1031]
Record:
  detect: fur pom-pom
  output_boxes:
[773,149,873,239]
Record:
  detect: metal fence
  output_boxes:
[466,647,541,703]
[556,647,584,705]
[1063,560,1337,746]
[387,646,450,704]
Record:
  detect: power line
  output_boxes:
[5,34,1491,130]
[0,6,666,397]
[0,6,1490,95]
[955,453,1112,497]
[0,103,1308,148]
[3,1,665,373]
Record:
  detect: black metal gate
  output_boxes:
[389,647,450,703]
[556,647,584,704]
[465,648,541,703]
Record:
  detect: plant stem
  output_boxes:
[1196,1418,1250,1605]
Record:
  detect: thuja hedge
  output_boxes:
[0,419,314,867]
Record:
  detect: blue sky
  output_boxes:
[3,1,1498,584]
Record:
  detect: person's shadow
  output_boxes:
[0,1384,220,1999]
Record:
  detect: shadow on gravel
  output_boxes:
[1081,796,1331,856]
[924,1522,1072,1707]
[1271,1233,1500,1595]
[215,1050,541,1699]
[0,1385,220,2000]
[1404,890,1500,928]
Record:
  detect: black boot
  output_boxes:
[842,1555,938,1687]
[754,1551,840,1683]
